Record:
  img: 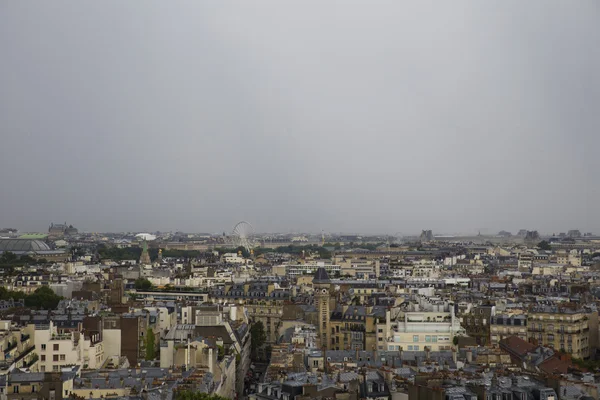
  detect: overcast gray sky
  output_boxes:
[1,1,599,235]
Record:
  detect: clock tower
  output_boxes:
[314,267,331,349]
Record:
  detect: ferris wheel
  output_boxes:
[394,232,404,243]
[232,221,255,252]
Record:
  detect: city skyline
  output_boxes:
[3,221,595,238]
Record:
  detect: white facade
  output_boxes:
[102,329,122,360]
[35,323,82,372]
[34,321,105,371]
[284,262,341,278]
[221,253,246,264]
[377,308,465,352]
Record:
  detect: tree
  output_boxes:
[250,321,267,360]
[24,286,62,310]
[174,391,229,400]
[538,240,552,251]
[236,246,250,258]
[217,344,225,361]
[134,278,153,290]
[145,328,156,360]
[0,251,18,264]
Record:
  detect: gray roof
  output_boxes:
[313,267,331,283]
[0,239,51,252]
[10,372,45,383]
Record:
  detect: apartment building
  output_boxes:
[379,311,464,352]
[377,297,465,352]
[328,305,381,351]
[0,321,37,372]
[275,261,341,279]
[338,259,380,279]
[527,306,597,359]
[490,314,527,347]
[35,321,86,372]
[211,281,290,344]
[460,305,495,346]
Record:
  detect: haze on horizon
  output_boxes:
[1,1,598,235]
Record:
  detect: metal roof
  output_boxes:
[0,239,51,252]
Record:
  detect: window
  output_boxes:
[414,345,419,351]
[53,365,59,372]
[13,386,18,394]
[60,354,65,361]
[378,328,383,333]
[53,355,59,362]
[408,345,413,351]
[41,344,46,350]
[425,336,431,342]
[53,344,59,351]
[41,355,46,361]
[413,335,419,342]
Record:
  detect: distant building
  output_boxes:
[0,239,68,262]
[419,230,434,242]
[524,231,540,242]
[139,239,151,265]
[48,222,78,238]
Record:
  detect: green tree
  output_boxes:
[174,391,229,400]
[0,251,18,264]
[538,240,552,250]
[217,345,225,361]
[134,278,153,290]
[24,286,62,310]
[250,321,267,360]
[145,328,156,360]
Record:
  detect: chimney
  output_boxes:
[399,346,403,365]
[466,349,473,363]
[386,309,391,337]
[452,347,457,364]
[425,346,430,361]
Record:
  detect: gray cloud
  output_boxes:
[1,1,598,234]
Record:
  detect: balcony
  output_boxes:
[50,334,72,341]
[24,354,39,368]
[556,329,581,334]
[528,327,545,333]
[5,341,17,353]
